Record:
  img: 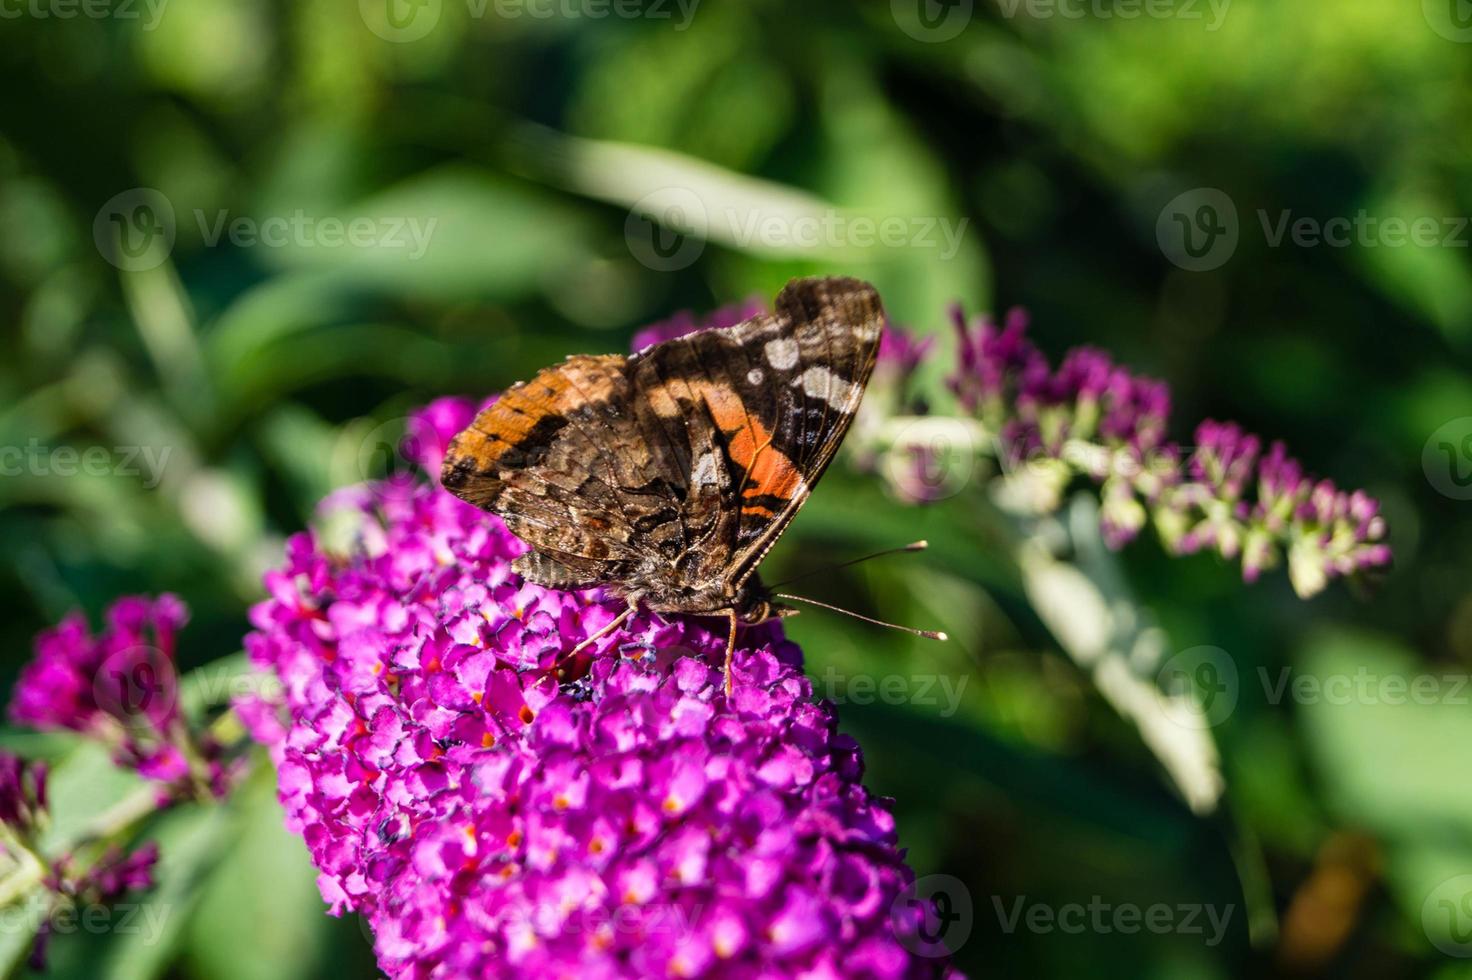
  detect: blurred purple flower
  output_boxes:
[0,752,47,837]
[9,597,229,798]
[932,304,1390,596]
[32,842,160,970]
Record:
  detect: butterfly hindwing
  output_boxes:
[441,353,685,573]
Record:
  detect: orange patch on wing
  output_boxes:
[688,380,802,505]
[453,356,622,470]
[741,448,802,503]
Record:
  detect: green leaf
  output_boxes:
[182,765,338,980]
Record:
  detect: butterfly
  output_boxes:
[441,276,889,693]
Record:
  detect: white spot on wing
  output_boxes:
[747,368,764,385]
[794,366,862,408]
[691,452,720,487]
[764,338,800,371]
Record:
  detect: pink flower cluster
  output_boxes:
[931,306,1391,596]
[9,596,229,796]
[0,749,158,970]
[241,395,954,978]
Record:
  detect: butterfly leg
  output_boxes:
[723,609,738,697]
[568,598,638,659]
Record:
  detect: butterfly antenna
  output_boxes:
[774,593,947,641]
[768,541,930,589]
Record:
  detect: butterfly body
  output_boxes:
[441,276,884,687]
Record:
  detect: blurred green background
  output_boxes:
[2,0,1471,977]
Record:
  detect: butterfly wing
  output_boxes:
[441,276,884,607]
[624,276,884,593]
[441,352,692,589]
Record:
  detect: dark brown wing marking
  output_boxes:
[442,354,683,571]
[626,276,884,590]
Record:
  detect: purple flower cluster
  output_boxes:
[241,388,953,977]
[949,307,1171,467]
[9,596,228,796]
[0,750,158,970]
[931,307,1391,596]
[46,843,159,906]
[0,753,48,839]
